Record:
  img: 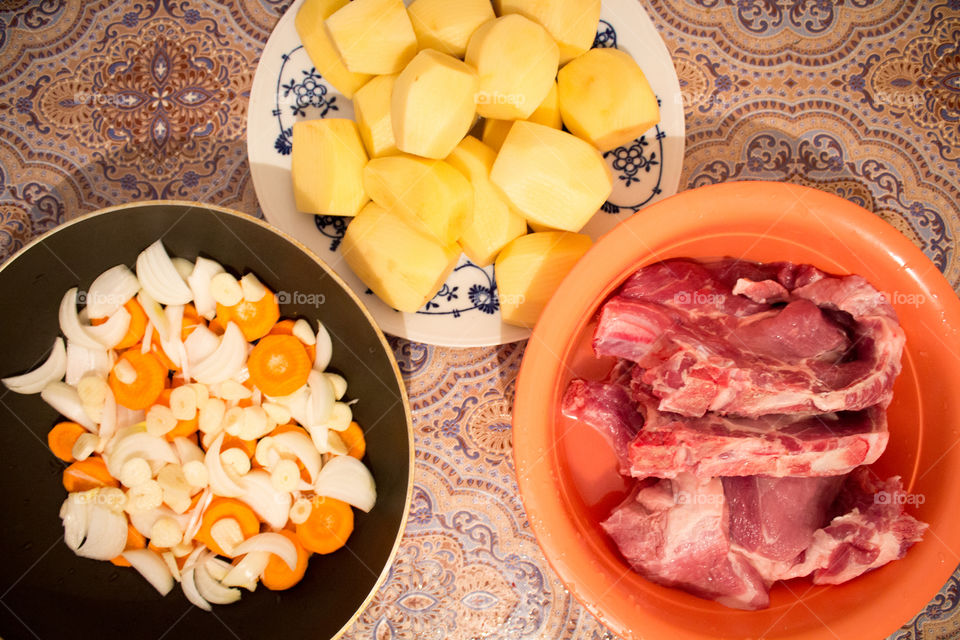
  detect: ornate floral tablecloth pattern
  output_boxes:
[1,1,958,638]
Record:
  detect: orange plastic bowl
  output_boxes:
[513,181,960,640]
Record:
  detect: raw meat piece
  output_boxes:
[600,473,769,610]
[723,476,844,562]
[746,469,928,584]
[560,375,888,478]
[593,259,905,418]
[626,385,889,478]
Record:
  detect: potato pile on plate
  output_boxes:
[291,0,659,327]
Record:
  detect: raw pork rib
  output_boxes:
[601,473,769,610]
[563,258,925,610]
[562,378,888,478]
[593,259,906,418]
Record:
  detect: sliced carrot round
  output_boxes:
[48,421,87,462]
[340,421,366,460]
[269,319,317,363]
[247,334,311,397]
[113,299,149,350]
[194,498,260,557]
[108,350,167,410]
[261,529,310,590]
[216,290,280,342]
[63,457,119,493]
[295,496,354,555]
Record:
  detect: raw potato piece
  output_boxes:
[341,203,461,313]
[353,74,399,158]
[558,48,660,151]
[465,15,559,120]
[481,81,562,152]
[363,154,473,245]
[446,136,526,267]
[392,50,479,159]
[407,0,495,58]
[495,232,592,327]
[325,0,418,75]
[496,0,602,65]
[490,121,612,232]
[291,119,370,216]
[294,0,371,99]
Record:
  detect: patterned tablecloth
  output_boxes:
[1,1,958,639]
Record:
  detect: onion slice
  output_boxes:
[59,288,103,350]
[65,341,113,386]
[180,548,212,611]
[194,561,242,605]
[158,304,185,369]
[314,322,333,372]
[76,502,128,560]
[184,489,213,541]
[97,384,118,449]
[187,257,225,320]
[60,493,89,551]
[221,551,270,590]
[183,325,219,366]
[85,306,131,349]
[85,264,141,319]
[174,436,204,465]
[232,533,297,571]
[42,381,96,430]
[136,240,193,306]
[191,322,247,384]
[123,549,175,596]
[314,455,377,513]
[205,434,245,498]
[104,431,177,478]
[137,290,170,342]
[272,430,321,482]
[2,338,67,394]
[237,470,291,529]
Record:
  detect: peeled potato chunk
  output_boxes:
[363,154,473,245]
[325,0,418,75]
[393,49,479,159]
[291,119,369,216]
[558,48,660,151]
[496,0,602,65]
[495,231,592,327]
[490,121,611,232]
[342,202,461,313]
[465,15,559,120]
[481,81,562,152]
[294,0,372,99]
[407,0,495,58]
[446,136,526,267]
[353,74,399,158]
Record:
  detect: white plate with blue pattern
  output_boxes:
[247,0,685,347]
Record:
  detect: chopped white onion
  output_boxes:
[2,338,67,394]
[204,556,233,582]
[314,322,333,372]
[75,501,128,560]
[326,373,347,400]
[183,489,213,541]
[204,433,245,498]
[85,264,141,319]
[59,288,105,350]
[86,306,131,349]
[292,319,316,345]
[221,550,270,590]
[194,561,242,605]
[191,322,247,385]
[237,470,291,529]
[187,257,225,321]
[64,341,113,386]
[307,370,334,427]
[314,455,377,513]
[128,506,190,539]
[181,565,212,610]
[232,533,297,571]
[171,257,194,281]
[173,436,204,465]
[136,240,193,306]
[137,290,170,342]
[116,406,145,430]
[157,304,185,369]
[104,431,177,479]
[123,549,175,596]
[272,430,321,482]
[41,381,96,430]
[60,493,89,551]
